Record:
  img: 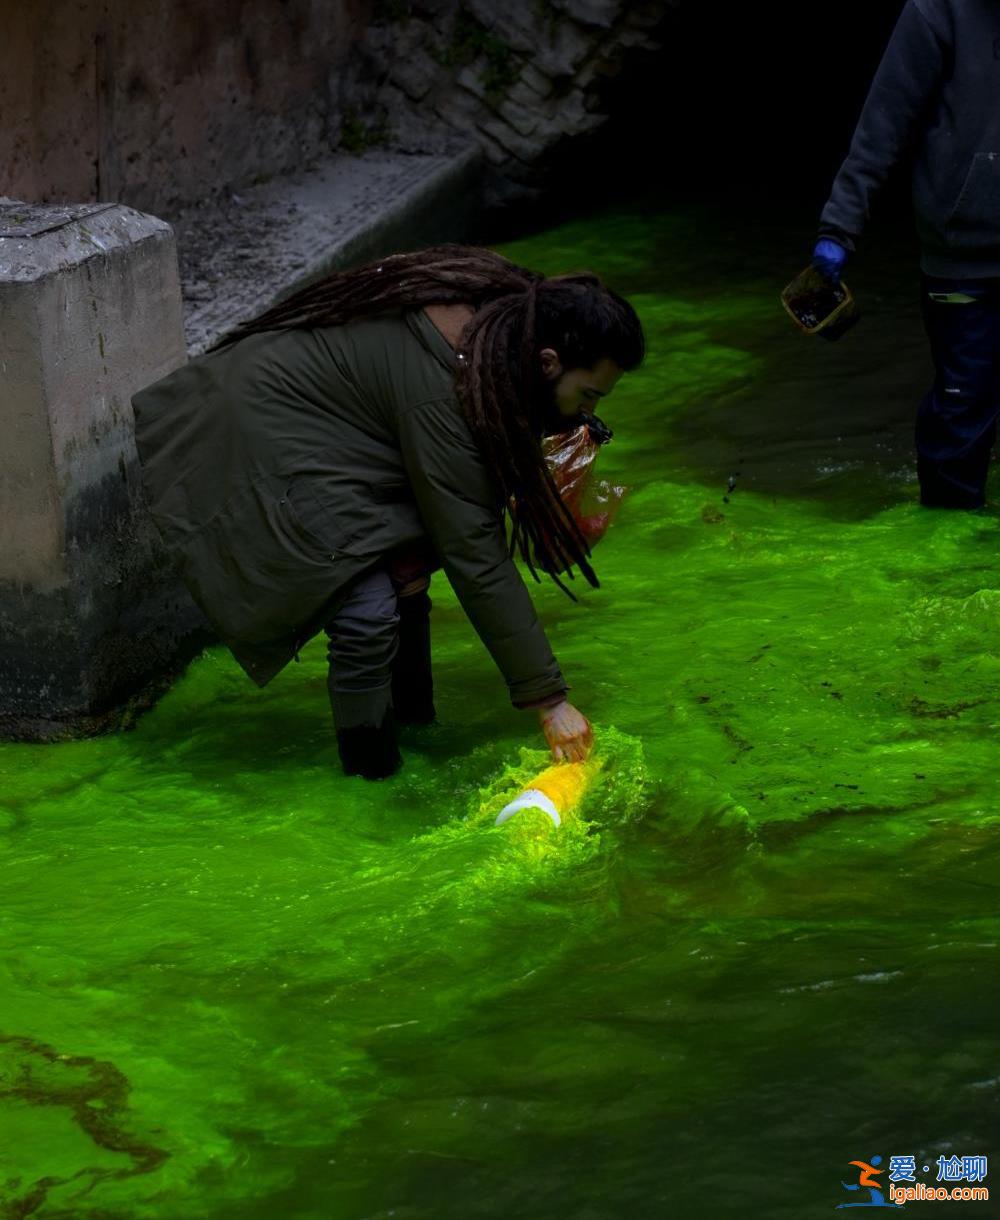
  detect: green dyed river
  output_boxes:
[2,203,998,1218]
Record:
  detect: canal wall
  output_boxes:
[1,0,669,217]
[0,0,370,218]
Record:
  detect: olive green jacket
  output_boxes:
[131,309,567,704]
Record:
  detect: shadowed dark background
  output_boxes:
[502,2,911,239]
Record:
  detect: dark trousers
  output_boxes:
[324,566,434,732]
[325,566,399,730]
[916,276,1000,509]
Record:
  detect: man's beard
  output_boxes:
[532,379,614,444]
[536,379,586,438]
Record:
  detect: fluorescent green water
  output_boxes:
[2,207,998,1218]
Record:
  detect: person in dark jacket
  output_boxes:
[812,0,1000,509]
[132,246,644,780]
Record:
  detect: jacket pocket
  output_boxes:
[281,480,349,558]
[180,477,346,646]
[945,153,1000,245]
[369,478,413,505]
[282,475,387,557]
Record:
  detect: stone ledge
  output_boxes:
[173,146,484,356]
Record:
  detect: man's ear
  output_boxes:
[539,347,563,381]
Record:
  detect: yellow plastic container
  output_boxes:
[781,265,860,341]
[495,762,594,828]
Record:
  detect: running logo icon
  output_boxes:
[837,1156,897,1209]
[836,1153,989,1208]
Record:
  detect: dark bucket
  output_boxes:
[781,265,860,341]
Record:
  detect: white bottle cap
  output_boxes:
[495,789,561,828]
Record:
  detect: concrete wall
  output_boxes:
[1,0,669,219]
[341,0,669,206]
[0,0,370,216]
[0,202,209,740]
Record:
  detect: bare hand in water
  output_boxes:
[538,700,593,763]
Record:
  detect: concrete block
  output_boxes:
[533,88,605,144]
[496,95,540,139]
[476,118,535,165]
[389,44,442,102]
[471,129,513,168]
[507,76,549,109]
[0,200,209,741]
[455,66,489,102]
[547,0,621,29]
[519,62,556,100]
[464,0,554,58]
[532,20,595,78]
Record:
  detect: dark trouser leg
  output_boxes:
[392,588,435,725]
[916,277,1000,509]
[325,566,401,779]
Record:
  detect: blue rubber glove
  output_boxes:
[812,238,849,286]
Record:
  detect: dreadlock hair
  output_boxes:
[214,244,645,595]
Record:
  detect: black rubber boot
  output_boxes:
[391,591,436,725]
[336,710,402,780]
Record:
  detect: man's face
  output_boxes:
[538,351,623,433]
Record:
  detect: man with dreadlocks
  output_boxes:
[132,245,644,780]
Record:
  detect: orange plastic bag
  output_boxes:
[389,422,626,588]
[543,422,627,552]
